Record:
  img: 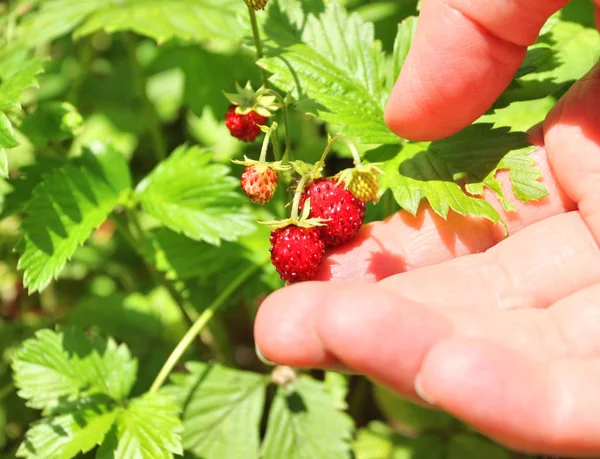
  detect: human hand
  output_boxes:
[255,0,600,456]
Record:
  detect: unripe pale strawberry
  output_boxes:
[241,165,278,205]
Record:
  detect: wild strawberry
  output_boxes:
[225,104,268,142]
[244,0,268,10]
[240,164,278,205]
[337,164,383,202]
[270,225,325,282]
[300,178,365,247]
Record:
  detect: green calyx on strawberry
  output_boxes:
[224,81,279,118]
[336,163,384,203]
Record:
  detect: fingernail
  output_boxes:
[255,343,276,366]
[414,375,436,406]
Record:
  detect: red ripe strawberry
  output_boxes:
[241,165,278,205]
[300,178,365,247]
[270,226,325,282]
[225,104,268,142]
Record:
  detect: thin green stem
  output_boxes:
[261,89,293,163]
[149,262,263,393]
[281,103,293,162]
[314,135,361,177]
[259,122,278,162]
[123,33,167,162]
[289,175,308,221]
[247,6,269,87]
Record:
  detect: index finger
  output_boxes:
[384,0,568,141]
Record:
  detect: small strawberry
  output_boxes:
[300,178,365,247]
[244,0,269,10]
[240,164,278,205]
[225,104,268,142]
[224,82,279,142]
[337,164,384,202]
[270,225,325,282]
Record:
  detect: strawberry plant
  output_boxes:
[0,0,598,458]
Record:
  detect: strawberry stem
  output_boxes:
[148,262,264,393]
[290,174,308,221]
[259,122,278,163]
[247,6,269,87]
[313,135,362,177]
[261,89,293,164]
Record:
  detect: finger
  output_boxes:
[376,211,600,311]
[384,0,568,140]
[544,61,600,245]
[417,339,600,456]
[317,147,573,282]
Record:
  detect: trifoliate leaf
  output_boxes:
[73,0,245,43]
[136,145,255,246]
[376,124,547,221]
[164,362,266,459]
[260,1,398,144]
[17,144,131,293]
[392,16,418,84]
[12,327,137,412]
[96,393,182,459]
[16,398,118,459]
[261,375,354,459]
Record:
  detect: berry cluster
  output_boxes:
[226,82,382,283]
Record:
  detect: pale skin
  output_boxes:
[255,0,600,456]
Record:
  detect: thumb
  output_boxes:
[384,0,568,141]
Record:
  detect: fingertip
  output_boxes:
[254,282,341,367]
[315,285,451,395]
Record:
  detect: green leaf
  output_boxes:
[0,149,7,178]
[353,422,445,459]
[164,362,266,459]
[136,145,255,246]
[377,143,503,223]
[0,112,18,149]
[447,434,510,459]
[96,393,182,459]
[497,0,600,105]
[19,102,84,148]
[261,375,354,459]
[260,1,398,144]
[12,327,137,412]
[0,57,45,177]
[17,144,131,293]
[392,16,418,83]
[0,157,64,219]
[376,125,547,220]
[17,398,118,459]
[0,58,44,111]
[73,0,245,43]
